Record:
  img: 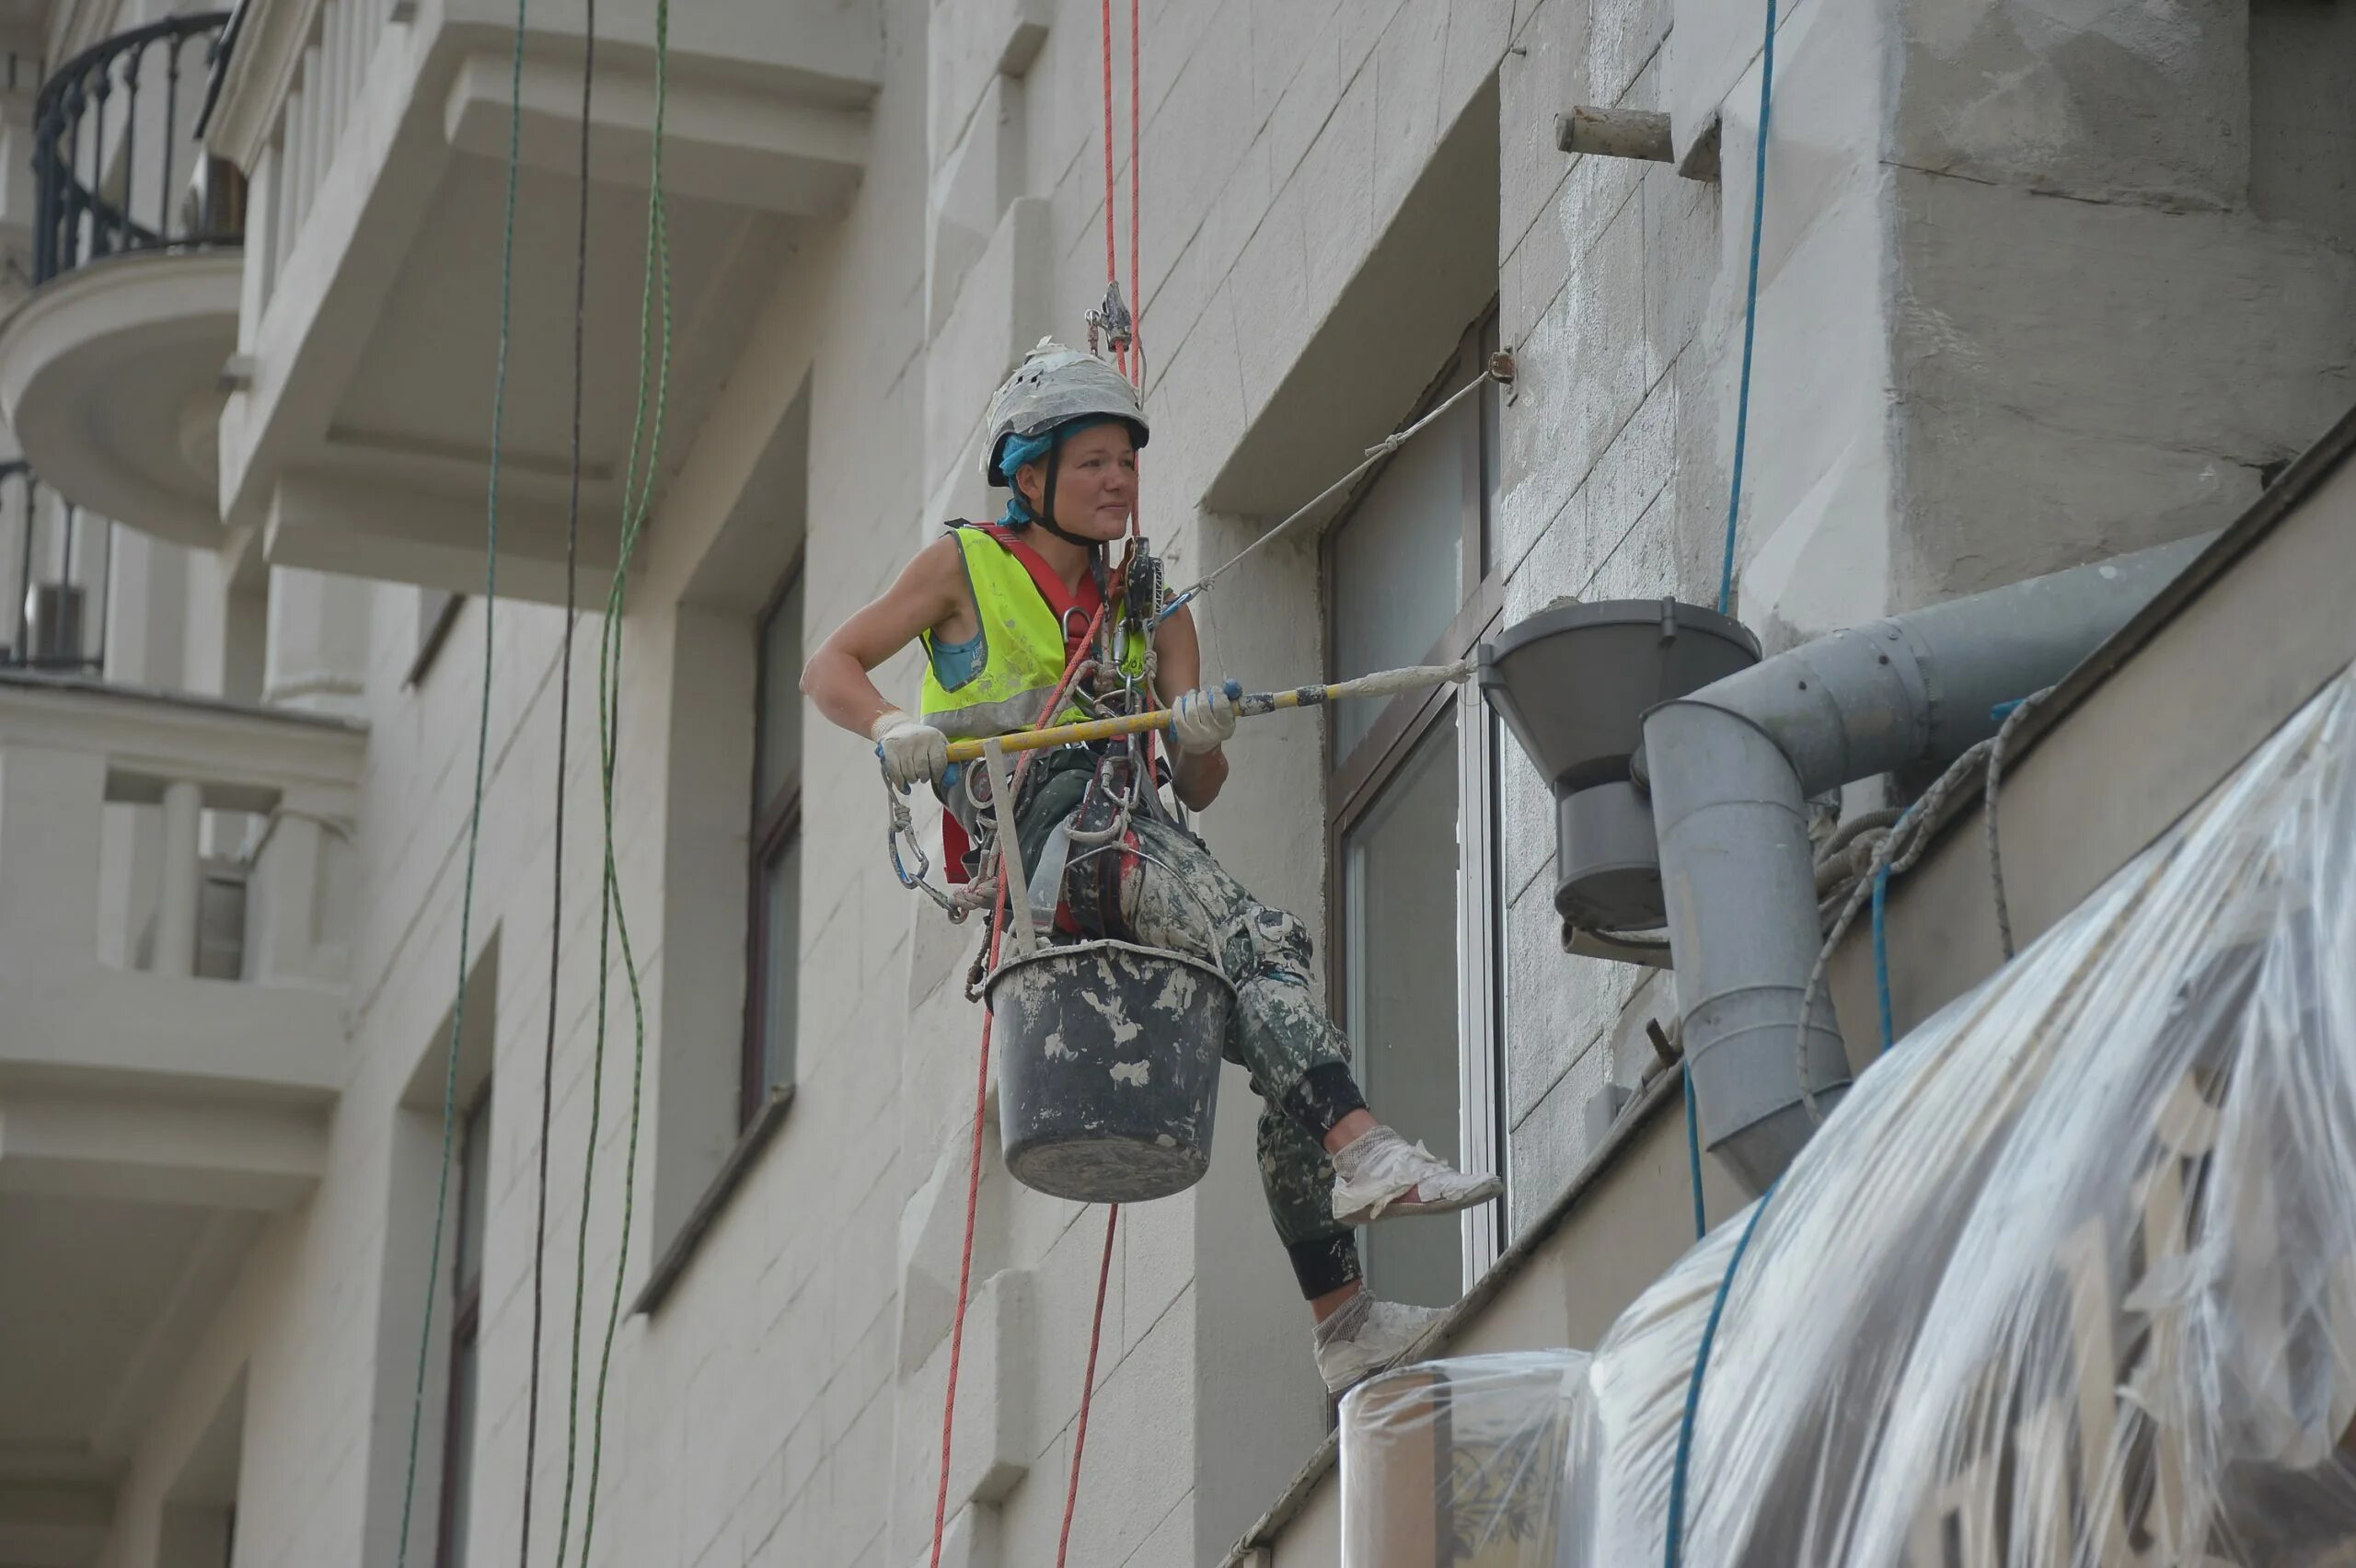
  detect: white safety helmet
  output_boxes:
[980,338,1150,487]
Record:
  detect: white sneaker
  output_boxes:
[1312,1292,1446,1395]
[1329,1124,1503,1226]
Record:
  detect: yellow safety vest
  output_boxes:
[918,525,1146,741]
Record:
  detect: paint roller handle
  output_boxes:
[941,662,1470,765]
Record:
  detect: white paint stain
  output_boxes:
[1152,965,1201,1014]
[1043,1029,1070,1059]
[1110,1061,1149,1087]
[1155,1134,1177,1147]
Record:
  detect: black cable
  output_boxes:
[520,6,592,1562]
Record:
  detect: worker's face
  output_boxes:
[1017,422,1137,541]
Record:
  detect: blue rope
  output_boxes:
[1682,1063,1707,1240]
[1872,864,1894,1051]
[1665,1182,1778,1568]
[1715,0,1780,616]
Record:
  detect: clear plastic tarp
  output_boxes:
[1344,663,2356,1566]
[1340,1352,1593,1565]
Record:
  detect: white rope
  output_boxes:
[1164,365,1507,617]
[1796,737,1998,1124]
[1984,687,2053,960]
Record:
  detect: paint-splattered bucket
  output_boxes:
[987,939,1235,1204]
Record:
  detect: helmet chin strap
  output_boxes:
[1024,427,1104,552]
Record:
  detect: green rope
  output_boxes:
[578,0,670,1549]
[551,0,669,1559]
[391,0,526,1555]
[519,0,594,1557]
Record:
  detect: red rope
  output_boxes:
[930,603,1109,1568]
[1056,1205,1122,1566]
[1127,0,1142,390]
[1099,0,1123,380]
[944,13,1145,1558]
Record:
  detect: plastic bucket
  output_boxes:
[987,939,1235,1204]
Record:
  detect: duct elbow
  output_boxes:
[1643,532,2221,1196]
[1645,699,1851,1198]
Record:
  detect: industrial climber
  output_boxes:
[803,340,1500,1393]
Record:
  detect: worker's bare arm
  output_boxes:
[803,535,973,738]
[1154,602,1230,811]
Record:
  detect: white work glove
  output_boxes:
[871,709,950,790]
[1168,685,1239,755]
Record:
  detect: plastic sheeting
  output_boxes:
[1340,1352,1594,1566]
[1343,665,2356,1567]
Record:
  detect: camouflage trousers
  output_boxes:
[1114,817,1359,1262]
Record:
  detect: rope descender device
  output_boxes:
[1085,277,1135,361]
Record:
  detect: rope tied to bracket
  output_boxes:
[1160,354,1516,625]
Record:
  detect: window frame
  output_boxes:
[1322,306,1507,1287]
[741,555,806,1127]
[435,1084,491,1568]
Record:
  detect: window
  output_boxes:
[437,1086,490,1568]
[1326,311,1506,1309]
[744,563,804,1124]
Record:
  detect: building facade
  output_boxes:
[1,0,2351,1564]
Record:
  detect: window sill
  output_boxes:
[630,1084,795,1317]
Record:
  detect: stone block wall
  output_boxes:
[76,0,2356,1564]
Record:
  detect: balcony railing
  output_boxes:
[0,461,108,675]
[0,673,360,1203]
[0,672,362,1011]
[32,13,244,285]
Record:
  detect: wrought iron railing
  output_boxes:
[0,462,109,674]
[32,13,243,285]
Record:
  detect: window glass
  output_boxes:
[456,1093,489,1293]
[1341,713,1464,1308]
[1330,401,1471,765]
[442,1341,478,1568]
[442,1089,489,1568]
[756,575,803,813]
[756,831,801,1100]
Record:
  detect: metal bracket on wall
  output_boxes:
[1564,923,1676,970]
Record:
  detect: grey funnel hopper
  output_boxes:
[1481,600,1761,928]
[1644,534,2215,1197]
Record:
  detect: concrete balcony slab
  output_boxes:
[202,0,882,599]
[0,673,362,1204]
[0,252,242,549]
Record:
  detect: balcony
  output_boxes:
[199,0,882,603]
[0,670,363,1203]
[0,15,244,553]
[0,670,358,1556]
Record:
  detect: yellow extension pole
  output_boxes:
[941,659,1475,765]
